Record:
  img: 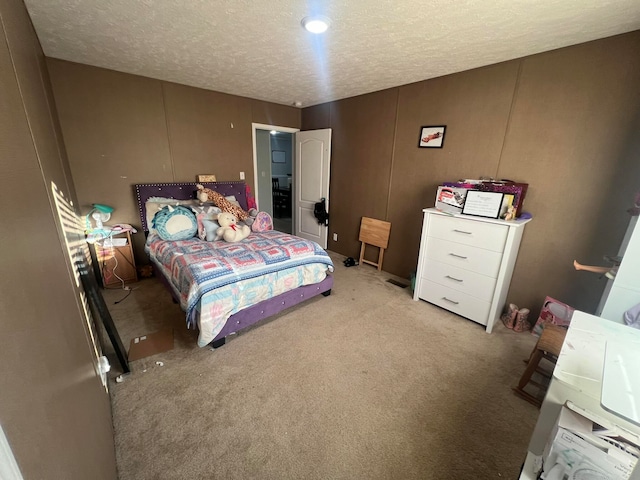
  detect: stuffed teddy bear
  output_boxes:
[196,184,250,221]
[215,212,251,242]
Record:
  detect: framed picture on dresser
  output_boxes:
[462,190,504,219]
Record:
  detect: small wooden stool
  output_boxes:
[358,217,391,271]
[513,324,567,407]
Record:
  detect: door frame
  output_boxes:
[251,123,300,212]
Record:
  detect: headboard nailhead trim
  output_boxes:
[134,181,248,232]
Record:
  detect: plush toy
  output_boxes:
[215,212,251,242]
[241,208,260,227]
[196,184,250,221]
[504,205,517,221]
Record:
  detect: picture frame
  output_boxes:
[272,150,286,163]
[418,125,446,148]
[196,174,217,182]
[461,190,504,219]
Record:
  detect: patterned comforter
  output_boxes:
[146,231,334,346]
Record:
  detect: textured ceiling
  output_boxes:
[24,0,640,107]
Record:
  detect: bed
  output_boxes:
[134,181,334,348]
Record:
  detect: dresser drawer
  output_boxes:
[418,279,491,326]
[422,259,497,302]
[427,214,508,253]
[425,236,503,278]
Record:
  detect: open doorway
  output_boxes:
[252,123,299,234]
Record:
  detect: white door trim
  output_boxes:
[251,123,300,211]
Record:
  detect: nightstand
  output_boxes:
[93,230,138,288]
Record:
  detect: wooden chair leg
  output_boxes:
[516,349,543,390]
[377,248,385,271]
[359,242,366,266]
[513,349,545,407]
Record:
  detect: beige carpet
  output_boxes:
[102,252,539,480]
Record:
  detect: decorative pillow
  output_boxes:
[191,205,222,240]
[153,206,198,240]
[251,212,273,232]
[201,218,221,242]
[145,197,198,231]
[191,204,221,215]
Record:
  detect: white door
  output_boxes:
[294,129,331,248]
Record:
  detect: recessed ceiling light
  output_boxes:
[301,16,330,34]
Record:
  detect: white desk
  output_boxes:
[520,311,640,479]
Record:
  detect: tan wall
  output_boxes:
[328,90,399,262]
[0,1,116,478]
[304,31,640,315]
[45,32,640,316]
[47,59,301,262]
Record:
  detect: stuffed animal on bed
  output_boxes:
[215,212,251,242]
[242,208,260,227]
[196,184,250,221]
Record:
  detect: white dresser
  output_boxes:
[413,208,531,332]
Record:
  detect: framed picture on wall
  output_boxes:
[272,150,286,163]
[418,125,446,148]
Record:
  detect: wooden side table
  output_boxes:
[93,230,138,288]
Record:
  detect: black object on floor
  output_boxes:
[343,257,359,267]
[76,260,130,374]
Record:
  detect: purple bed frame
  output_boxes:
[133,181,333,348]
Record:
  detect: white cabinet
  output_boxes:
[519,311,640,479]
[413,208,530,332]
[600,216,640,323]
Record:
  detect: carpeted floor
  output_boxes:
[102,252,539,480]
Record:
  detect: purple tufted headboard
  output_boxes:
[134,181,248,232]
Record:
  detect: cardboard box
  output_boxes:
[128,329,174,361]
[542,405,638,479]
[435,186,468,214]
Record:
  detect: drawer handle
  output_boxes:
[453,229,472,235]
[449,253,468,259]
[442,297,459,305]
[445,275,463,283]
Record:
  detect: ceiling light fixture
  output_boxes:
[270,130,277,135]
[301,15,330,34]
